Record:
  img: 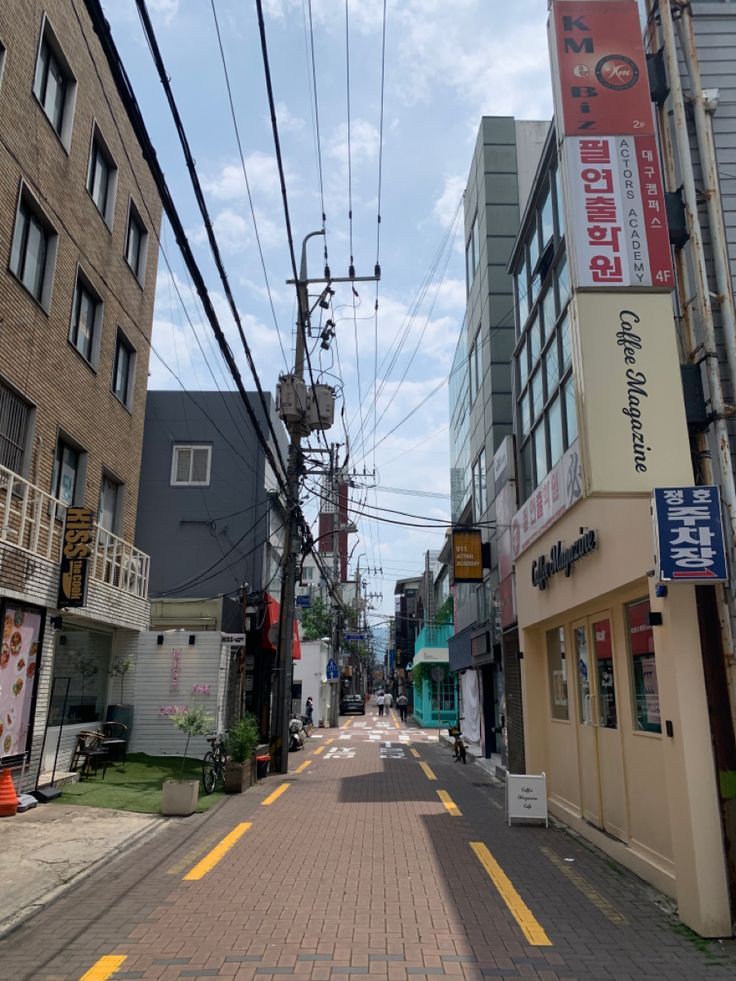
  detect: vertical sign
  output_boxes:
[0,601,45,766]
[653,487,728,582]
[452,529,484,583]
[58,507,95,608]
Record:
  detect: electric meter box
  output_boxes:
[276,375,309,426]
[308,384,335,431]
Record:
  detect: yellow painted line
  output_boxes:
[409,747,421,759]
[183,822,252,881]
[261,782,291,805]
[419,762,437,781]
[294,759,312,773]
[79,955,126,981]
[341,718,354,729]
[540,846,627,925]
[437,789,462,816]
[470,842,552,946]
[325,737,335,745]
[312,745,326,755]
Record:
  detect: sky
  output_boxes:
[103,0,554,630]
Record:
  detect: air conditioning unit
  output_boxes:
[276,374,310,435]
[307,384,336,432]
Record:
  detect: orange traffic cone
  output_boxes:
[0,768,19,817]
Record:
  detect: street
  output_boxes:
[2,710,735,981]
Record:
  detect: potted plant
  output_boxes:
[224,714,260,793]
[107,655,134,738]
[162,705,212,816]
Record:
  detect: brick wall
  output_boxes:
[0,1,162,542]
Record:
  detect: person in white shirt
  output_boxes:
[377,692,385,716]
[384,692,393,710]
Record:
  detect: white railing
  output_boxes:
[0,462,149,599]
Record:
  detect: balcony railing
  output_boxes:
[414,622,454,655]
[0,462,149,599]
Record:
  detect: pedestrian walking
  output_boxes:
[384,691,393,710]
[397,692,408,722]
[305,696,314,725]
[377,692,385,717]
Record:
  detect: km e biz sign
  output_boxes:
[58,507,94,608]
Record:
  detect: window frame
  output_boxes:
[170,444,212,487]
[626,598,662,735]
[0,375,35,479]
[9,182,58,311]
[69,267,103,369]
[98,471,124,536]
[547,626,569,722]
[51,433,86,507]
[112,329,136,409]
[86,123,118,229]
[32,15,77,151]
[124,199,148,285]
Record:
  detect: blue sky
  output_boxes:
[103,0,554,625]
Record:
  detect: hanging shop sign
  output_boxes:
[562,136,672,289]
[512,441,583,559]
[0,601,45,767]
[58,507,95,608]
[653,486,728,583]
[452,528,484,583]
[549,0,654,137]
[531,528,598,591]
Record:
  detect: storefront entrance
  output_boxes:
[573,613,627,842]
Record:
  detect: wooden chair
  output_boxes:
[70,730,109,780]
[98,721,128,764]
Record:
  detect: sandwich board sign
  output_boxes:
[505,772,548,827]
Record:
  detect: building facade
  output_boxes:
[0,1,162,783]
[507,0,733,937]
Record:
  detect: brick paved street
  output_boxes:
[2,710,736,981]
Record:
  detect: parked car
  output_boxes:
[340,694,365,715]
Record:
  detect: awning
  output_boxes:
[448,624,474,673]
[262,593,301,660]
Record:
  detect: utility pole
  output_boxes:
[274,235,379,768]
[330,443,342,727]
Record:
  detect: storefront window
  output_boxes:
[547,627,568,720]
[626,599,661,733]
[574,624,593,724]
[593,618,617,728]
[49,626,112,725]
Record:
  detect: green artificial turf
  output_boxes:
[52,753,224,814]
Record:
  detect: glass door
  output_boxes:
[573,619,602,827]
[590,616,627,842]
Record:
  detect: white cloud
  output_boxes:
[275,101,305,134]
[328,118,380,167]
[148,0,179,21]
[202,153,283,203]
[434,175,466,230]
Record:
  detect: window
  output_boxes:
[33,17,76,148]
[0,379,32,476]
[52,438,82,506]
[547,627,568,721]
[87,128,117,226]
[541,187,554,247]
[98,474,121,534]
[0,41,6,91]
[9,188,58,309]
[69,272,102,365]
[555,167,566,239]
[125,202,148,283]
[472,448,487,519]
[171,445,212,486]
[627,600,661,733]
[113,331,135,408]
[465,211,480,294]
[469,332,481,404]
[302,566,314,582]
[574,624,592,723]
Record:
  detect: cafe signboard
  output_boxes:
[58,507,95,608]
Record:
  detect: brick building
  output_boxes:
[0,1,162,785]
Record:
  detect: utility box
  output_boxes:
[276,375,310,435]
[307,384,336,431]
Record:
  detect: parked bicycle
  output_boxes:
[202,732,228,794]
[448,719,467,765]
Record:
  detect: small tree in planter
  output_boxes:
[107,656,135,739]
[162,705,213,816]
[224,714,260,793]
[110,656,133,705]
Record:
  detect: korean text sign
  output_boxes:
[654,486,728,582]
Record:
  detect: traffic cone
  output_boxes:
[0,768,19,817]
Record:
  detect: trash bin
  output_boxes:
[256,755,270,779]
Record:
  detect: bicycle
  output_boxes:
[448,719,467,765]
[202,732,228,794]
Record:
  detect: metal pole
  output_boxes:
[330,445,341,727]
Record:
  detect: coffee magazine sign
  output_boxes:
[532,528,598,591]
[506,772,548,827]
[58,507,94,608]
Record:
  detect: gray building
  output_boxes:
[136,390,288,633]
[448,117,546,766]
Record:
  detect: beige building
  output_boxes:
[0,2,161,783]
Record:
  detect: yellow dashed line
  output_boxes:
[409,747,421,759]
[341,718,354,729]
[313,746,326,755]
[470,842,552,947]
[79,955,127,980]
[437,789,462,816]
[294,759,312,773]
[540,846,627,925]
[261,782,291,805]
[419,762,437,781]
[325,737,335,745]
[183,822,252,880]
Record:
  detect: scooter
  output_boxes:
[289,715,306,751]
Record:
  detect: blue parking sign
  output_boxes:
[654,486,728,583]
